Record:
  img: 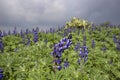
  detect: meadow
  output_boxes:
[0,21,120,80]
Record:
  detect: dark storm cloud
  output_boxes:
[0,0,120,31]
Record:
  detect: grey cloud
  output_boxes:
[0,0,120,31]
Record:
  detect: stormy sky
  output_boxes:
[0,0,120,31]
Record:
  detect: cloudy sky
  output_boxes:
[0,0,120,31]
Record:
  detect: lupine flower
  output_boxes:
[54,58,62,65]
[0,69,3,79]
[32,28,35,33]
[51,34,72,71]
[57,66,62,70]
[77,58,81,65]
[36,27,39,32]
[26,28,29,35]
[0,40,4,52]
[75,42,80,52]
[20,29,24,38]
[64,59,69,69]
[113,34,117,43]
[33,30,38,43]
[78,46,89,64]
[0,31,2,38]
[13,27,17,35]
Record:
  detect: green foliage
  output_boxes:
[0,25,120,80]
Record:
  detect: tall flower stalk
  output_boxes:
[0,69,3,79]
[51,34,72,72]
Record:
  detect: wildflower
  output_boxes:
[77,58,81,65]
[57,66,62,70]
[26,28,29,34]
[13,27,17,35]
[64,59,69,69]
[0,31,2,38]
[0,69,3,79]
[51,35,72,71]
[0,40,4,52]
[20,29,24,38]
[54,59,62,65]
[75,42,80,52]
[113,34,117,43]
[78,46,89,64]
[33,30,38,43]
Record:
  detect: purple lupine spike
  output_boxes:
[79,48,82,55]
[56,51,62,58]
[0,68,3,79]
[26,28,29,34]
[113,34,117,43]
[20,29,24,38]
[64,60,69,69]
[77,58,81,65]
[51,36,72,71]
[32,28,35,33]
[0,40,4,52]
[13,27,17,35]
[58,47,63,52]
[55,59,62,65]
[0,73,3,79]
[66,39,72,48]
[59,41,64,47]
[78,46,89,63]
[57,66,62,70]
[61,37,67,42]
[0,31,2,38]
[36,27,39,32]
[33,30,38,43]
[75,42,80,52]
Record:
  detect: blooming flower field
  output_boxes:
[0,24,120,80]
